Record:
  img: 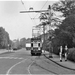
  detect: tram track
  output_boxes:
[30,55,75,74]
[5,52,75,74]
[30,56,57,74]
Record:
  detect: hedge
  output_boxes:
[67,48,75,61]
[46,46,75,62]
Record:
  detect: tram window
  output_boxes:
[31,43,33,47]
[38,43,40,47]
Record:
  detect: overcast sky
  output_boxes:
[0,0,59,40]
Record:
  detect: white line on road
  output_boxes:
[0,57,24,59]
[18,57,23,59]
[6,59,27,75]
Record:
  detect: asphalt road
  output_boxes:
[0,48,75,75]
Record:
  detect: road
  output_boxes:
[0,48,75,75]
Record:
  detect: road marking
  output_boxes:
[18,58,23,59]
[6,59,27,75]
[27,60,35,75]
[0,57,23,59]
[13,57,18,59]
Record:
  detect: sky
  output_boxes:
[0,0,59,40]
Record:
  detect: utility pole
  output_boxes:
[48,5,53,58]
[43,22,46,53]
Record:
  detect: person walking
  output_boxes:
[64,45,68,61]
[60,46,63,62]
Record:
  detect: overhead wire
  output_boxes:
[21,0,36,26]
[28,1,37,25]
[33,0,48,34]
[21,0,48,26]
[33,0,48,19]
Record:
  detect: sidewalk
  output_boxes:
[43,51,75,71]
[0,49,8,54]
[0,49,13,54]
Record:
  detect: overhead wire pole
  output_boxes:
[48,5,53,58]
[43,22,46,53]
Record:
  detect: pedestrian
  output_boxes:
[59,46,63,62]
[64,45,68,61]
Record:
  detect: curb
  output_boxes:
[43,54,75,71]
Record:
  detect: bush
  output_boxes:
[72,50,75,62]
[67,48,75,61]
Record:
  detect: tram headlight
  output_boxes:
[38,47,40,50]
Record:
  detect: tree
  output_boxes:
[20,38,26,48]
[51,0,75,47]
[59,15,75,46]
[0,27,10,48]
[39,8,61,29]
[52,0,75,18]
[53,14,75,47]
